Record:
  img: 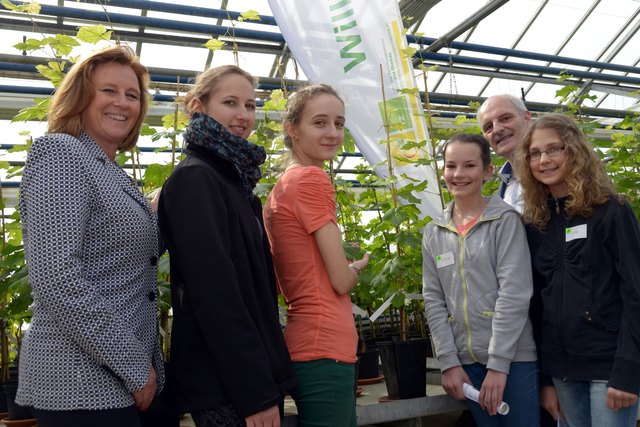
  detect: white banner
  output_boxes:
[267,0,442,219]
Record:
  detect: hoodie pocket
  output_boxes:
[474,289,498,320]
[582,304,618,333]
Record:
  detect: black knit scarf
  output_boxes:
[183,112,266,198]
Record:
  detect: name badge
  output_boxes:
[436,252,455,268]
[565,224,587,242]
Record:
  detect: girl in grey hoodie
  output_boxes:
[422,133,538,426]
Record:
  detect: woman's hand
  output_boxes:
[607,387,639,412]
[478,369,506,416]
[148,188,161,212]
[349,252,370,275]
[246,404,280,427]
[442,366,471,400]
[133,366,157,412]
[540,385,563,421]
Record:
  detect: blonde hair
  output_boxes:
[183,65,255,118]
[514,113,618,229]
[47,44,149,152]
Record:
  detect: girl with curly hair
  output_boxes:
[515,113,640,426]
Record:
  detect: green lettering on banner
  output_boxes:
[329,0,366,73]
[336,35,366,72]
[329,0,351,11]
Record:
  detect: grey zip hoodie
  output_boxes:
[422,194,537,374]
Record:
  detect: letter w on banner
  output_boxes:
[267,0,442,219]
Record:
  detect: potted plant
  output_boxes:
[357,71,441,399]
[367,179,431,399]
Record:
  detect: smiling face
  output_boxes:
[194,73,256,139]
[479,96,532,160]
[528,127,569,198]
[82,62,141,160]
[286,93,345,167]
[443,141,493,201]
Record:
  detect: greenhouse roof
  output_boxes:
[1,0,639,120]
[0,0,639,206]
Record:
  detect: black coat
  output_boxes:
[527,196,640,394]
[158,144,297,417]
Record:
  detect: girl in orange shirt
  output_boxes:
[264,84,369,427]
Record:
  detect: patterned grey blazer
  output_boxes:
[17,132,164,410]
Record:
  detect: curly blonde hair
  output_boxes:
[47,44,149,152]
[514,113,618,230]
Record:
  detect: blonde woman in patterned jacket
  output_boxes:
[18,45,164,427]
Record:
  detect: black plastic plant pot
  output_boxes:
[357,349,380,379]
[2,381,33,421]
[3,367,33,421]
[378,338,428,399]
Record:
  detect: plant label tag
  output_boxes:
[565,224,587,242]
[436,252,454,268]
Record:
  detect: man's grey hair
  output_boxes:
[476,94,528,125]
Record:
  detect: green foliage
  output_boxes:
[203,38,226,51]
[155,254,172,311]
[1,0,40,14]
[13,38,44,52]
[600,117,640,217]
[553,76,640,217]
[161,112,189,130]
[76,25,112,44]
[400,46,417,59]
[238,10,261,22]
[12,97,49,122]
[143,163,173,189]
[555,71,598,115]
[262,89,286,111]
[42,34,80,56]
[36,61,67,87]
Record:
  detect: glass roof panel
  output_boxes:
[0,0,639,120]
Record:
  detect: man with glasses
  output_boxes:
[477,95,564,427]
[477,94,532,212]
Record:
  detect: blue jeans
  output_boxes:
[463,362,540,427]
[552,377,639,427]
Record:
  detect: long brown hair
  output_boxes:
[279,84,344,168]
[47,44,149,152]
[514,113,618,229]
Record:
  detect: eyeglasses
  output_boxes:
[527,146,565,162]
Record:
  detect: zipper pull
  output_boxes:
[555,198,560,214]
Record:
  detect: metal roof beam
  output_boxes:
[409,35,640,75]
[415,52,640,86]
[2,2,285,43]
[1,83,633,121]
[71,0,278,26]
[0,19,283,55]
[425,65,639,97]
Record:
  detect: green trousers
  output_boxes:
[290,359,357,427]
